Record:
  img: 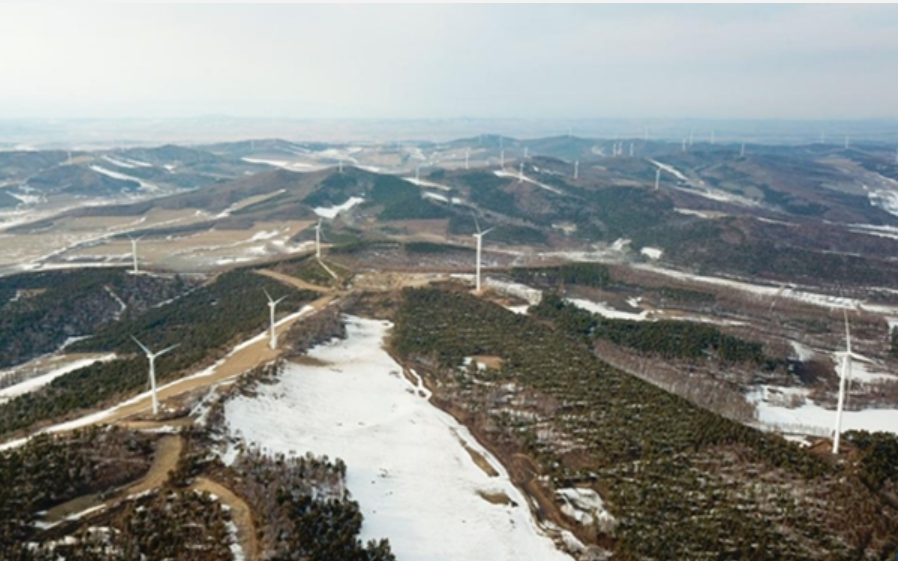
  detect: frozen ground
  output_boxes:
[314,196,364,219]
[223,316,571,561]
[0,354,116,404]
[567,298,650,321]
[749,385,898,437]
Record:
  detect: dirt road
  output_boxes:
[194,477,259,561]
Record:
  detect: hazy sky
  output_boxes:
[1,4,897,121]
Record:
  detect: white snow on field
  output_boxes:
[749,385,898,436]
[849,223,898,241]
[567,298,650,321]
[486,278,543,305]
[0,354,116,404]
[640,247,663,260]
[314,196,364,219]
[102,155,136,169]
[404,177,452,191]
[556,488,616,532]
[249,230,280,242]
[241,157,318,172]
[89,165,159,192]
[223,316,571,561]
[790,341,816,362]
[868,189,898,219]
[494,170,563,195]
[422,191,449,203]
[835,356,897,383]
[649,160,690,184]
[634,264,888,313]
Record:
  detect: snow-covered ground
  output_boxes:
[314,196,365,219]
[749,385,898,437]
[223,316,571,561]
[494,170,563,195]
[567,298,650,321]
[640,247,663,260]
[89,165,159,192]
[0,354,116,404]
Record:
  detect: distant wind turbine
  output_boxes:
[629,143,634,157]
[682,138,687,152]
[740,143,746,157]
[473,219,495,294]
[518,162,524,183]
[573,160,579,180]
[339,159,344,173]
[524,146,529,159]
[131,337,179,416]
[654,168,661,190]
[465,149,470,170]
[264,289,287,350]
[128,235,143,274]
[844,136,850,150]
[415,165,421,182]
[500,150,505,168]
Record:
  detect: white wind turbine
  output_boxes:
[131,337,179,416]
[832,308,868,454]
[518,161,525,183]
[465,149,470,170]
[264,289,287,350]
[314,218,323,259]
[654,168,661,190]
[128,235,143,274]
[573,160,579,180]
[500,150,505,168]
[473,219,495,294]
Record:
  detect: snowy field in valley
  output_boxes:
[223,316,571,561]
[749,385,898,437]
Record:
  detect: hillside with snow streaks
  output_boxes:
[223,316,571,561]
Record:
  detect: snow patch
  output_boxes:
[314,197,364,219]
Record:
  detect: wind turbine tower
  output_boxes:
[629,143,634,157]
[524,146,529,159]
[833,309,853,454]
[574,160,579,180]
[415,165,421,182]
[315,218,323,259]
[339,160,344,173]
[654,168,661,190]
[472,221,495,294]
[129,236,143,274]
[131,337,179,416]
[500,150,505,168]
[518,162,524,183]
[682,138,687,152]
[740,143,746,157]
[264,289,287,350]
[465,149,470,170]
[844,136,850,150]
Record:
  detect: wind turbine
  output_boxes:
[654,168,661,190]
[518,162,524,183]
[339,159,344,173]
[682,138,687,152]
[573,160,579,180]
[832,308,868,454]
[740,143,746,157]
[128,235,143,274]
[465,149,470,170]
[524,146,529,159]
[314,218,323,259]
[264,289,287,350]
[131,337,179,416]
[844,136,850,150]
[629,143,634,158]
[473,219,495,294]
[500,150,505,168]
[415,165,421,182]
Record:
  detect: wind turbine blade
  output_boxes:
[263,288,274,303]
[156,343,180,358]
[274,295,288,305]
[481,227,496,236]
[131,336,151,356]
[474,217,482,234]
